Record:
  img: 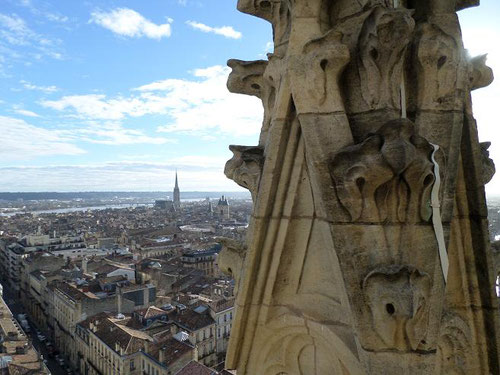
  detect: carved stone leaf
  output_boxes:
[330,119,437,223]
[290,30,350,114]
[358,7,414,110]
[415,22,462,110]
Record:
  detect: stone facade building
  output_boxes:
[170,307,217,368]
[180,246,221,278]
[208,298,234,356]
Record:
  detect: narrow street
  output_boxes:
[2,284,67,375]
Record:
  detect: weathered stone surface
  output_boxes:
[357,7,414,111]
[223,0,500,374]
[479,141,496,185]
[224,145,264,201]
[363,265,431,352]
[330,119,435,223]
[469,54,494,91]
[217,237,247,295]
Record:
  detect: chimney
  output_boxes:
[159,348,166,363]
[117,286,122,315]
[82,257,88,273]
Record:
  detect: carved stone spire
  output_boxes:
[221,0,500,374]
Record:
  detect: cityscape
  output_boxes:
[0,174,252,374]
[1,0,500,373]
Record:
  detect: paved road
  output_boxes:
[2,285,67,375]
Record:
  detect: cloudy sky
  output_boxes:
[0,0,499,195]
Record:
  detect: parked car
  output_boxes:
[56,356,64,366]
[46,344,55,357]
[37,334,46,342]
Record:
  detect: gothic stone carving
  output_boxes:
[227,56,282,145]
[414,21,465,111]
[217,237,247,295]
[479,141,495,185]
[289,29,350,115]
[436,314,473,374]
[469,54,494,91]
[330,118,435,223]
[224,145,264,201]
[224,0,500,374]
[227,59,267,98]
[363,265,431,352]
[358,7,414,110]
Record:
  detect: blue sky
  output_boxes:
[0,0,499,194]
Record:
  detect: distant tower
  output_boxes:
[207,198,213,216]
[173,171,181,210]
[217,195,230,219]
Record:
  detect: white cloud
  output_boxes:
[90,8,172,40]
[186,20,242,39]
[44,13,68,23]
[0,115,85,160]
[0,158,244,191]
[17,0,69,23]
[0,13,63,65]
[20,80,58,93]
[42,65,263,138]
[42,94,132,120]
[68,122,175,146]
[0,13,33,45]
[13,108,40,117]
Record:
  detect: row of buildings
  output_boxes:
[0,231,236,374]
[0,184,250,374]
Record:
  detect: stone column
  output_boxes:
[221,0,500,373]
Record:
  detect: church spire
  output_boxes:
[173,170,180,210]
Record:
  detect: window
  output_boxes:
[130,360,135,371]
